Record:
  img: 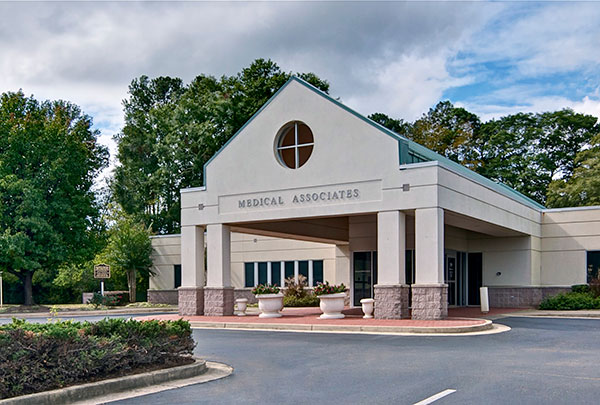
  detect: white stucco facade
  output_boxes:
[148,77,600,319]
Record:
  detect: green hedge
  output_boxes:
[283,295,320,307]
[0,318,195,399]
[539,292,600,310]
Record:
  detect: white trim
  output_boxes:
[280,261,285,287]
[543,205,600,213]
[181,186,206,193]
[150,234,181,239]
[308,260,313,287]
[267,262,272,284]
[294,260,299,283]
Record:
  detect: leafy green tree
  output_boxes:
[113,59,329,234]
[0,91,108,305]
[409,101,482,169]
[547,134,600,207]
[477,109,598,204]
[101,208,153,302]
[368,112,412,138]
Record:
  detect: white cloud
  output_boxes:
[345,53,473,121]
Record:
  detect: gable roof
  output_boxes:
[202,76,545,210]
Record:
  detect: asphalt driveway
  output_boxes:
[112,316,600,404]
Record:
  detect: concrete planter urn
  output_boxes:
[236,298,248,316]
[256,293,284,318]
[360,298,375,319]
[318,293,346,319]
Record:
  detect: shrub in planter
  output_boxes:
[313,281,347,296]
[251,284,281,295]
[0,318,195,399]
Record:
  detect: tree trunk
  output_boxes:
[23,272,34,306]
[127,269,137,303]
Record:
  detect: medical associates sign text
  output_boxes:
[238,188,360,209]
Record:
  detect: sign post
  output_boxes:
[93,264,111,296]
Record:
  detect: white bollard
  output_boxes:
[480,287,489,314]
[236,298,248,316]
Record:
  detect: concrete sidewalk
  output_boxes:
[137,307,500,335]
[503,309,600,318]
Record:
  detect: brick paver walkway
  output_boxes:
[137,306,515,328]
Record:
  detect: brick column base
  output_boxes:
[178,287,204,316]
[204,287,235,316]
[411,284,448,320]
[373,284,410,319]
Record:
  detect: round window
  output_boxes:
[275,121,314,169]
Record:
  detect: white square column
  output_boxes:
[207,224,231,287]
[413,207,447,320]
[415,208,444,284]
[377,211,406,285]
[374,211,409,319]
[205,223,234,316]
[178,225,205,316]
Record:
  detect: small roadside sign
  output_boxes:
[94,264,111,279]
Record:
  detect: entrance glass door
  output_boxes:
[353,251,377,306]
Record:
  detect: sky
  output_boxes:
[1,1,599,182]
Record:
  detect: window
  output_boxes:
[174,264,182,289]
[587,251,600,282]
[276,121,314,169]
[244,260,325,288]
[244,263,254,288]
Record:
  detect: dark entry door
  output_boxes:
[353,251,377,306]
[467,253,483,306]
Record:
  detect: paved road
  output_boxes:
[111,317,600,405]
[0,313,173,324]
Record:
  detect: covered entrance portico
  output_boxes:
[178,204,523,320]
[177,77,543,320]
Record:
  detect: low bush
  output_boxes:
[283,295,320,307]
[571,284,590,294]
[539,292,600,310]
[0,318,195,399]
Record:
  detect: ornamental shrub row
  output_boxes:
[538,292,600,310]
[0,318,195,399]
[283,295,320,307]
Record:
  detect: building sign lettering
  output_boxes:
[238,188,360,209]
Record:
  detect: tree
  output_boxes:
[477,109,598,205]
[409,101,482,169]
[547,134,600,207]
[0,91,108,305]
[101,209,153,302]
[368,112,412,138]
[113,59,330,234]
[372,104,598,205]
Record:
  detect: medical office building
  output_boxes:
[148,77,600,320]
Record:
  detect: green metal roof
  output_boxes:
[202,76,545,210]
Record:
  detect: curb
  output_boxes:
[0,357,209,405]
[0,308,178,319]
[187,319,493,334]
